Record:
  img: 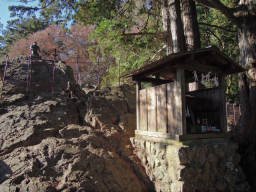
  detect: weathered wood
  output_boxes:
[139,89,148,131]
[124,47,243,79]
[172,61,222,73]
[135,133,230,145]
[156,84,167,133]
[147,86,157,132]
[179,133,230,141]
[136,81,141,130]
[220,76,227,132]
[135,130,173,139]
[132,65,173,82]
[167,82,178,137]
[133,77,172,85]
[176,69,186,135]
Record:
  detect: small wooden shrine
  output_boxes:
[125,47,244,141]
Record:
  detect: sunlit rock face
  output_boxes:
[0,58,154,192]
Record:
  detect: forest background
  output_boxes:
[0,0,239,102]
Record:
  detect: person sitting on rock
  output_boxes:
[30,41,41,58]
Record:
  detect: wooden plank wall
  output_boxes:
[137,82,226,136]
[136,82,140,130]
[176,69,186,135]
[156,84,167,133]
[139,89,148,131]
[167,82,179,136]
[147,87,157,132]
[138,82,178,138]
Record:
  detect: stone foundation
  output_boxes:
[131,135,249,192]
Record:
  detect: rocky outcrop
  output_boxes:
[0,58,81,154]
[0,58,154,192]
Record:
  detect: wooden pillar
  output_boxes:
[176,69,186,135]
[136,81,141,130]
[220,75,227,132]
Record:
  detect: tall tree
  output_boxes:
[195,0,256,188]
[169,0,186,52]
[161,0,186,54]
[181,0,201,50]
[162,0,173,54]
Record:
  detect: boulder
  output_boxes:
[0,58,154,192]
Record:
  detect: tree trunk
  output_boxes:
[185,0,256,188]
[181,0,201,50]
[162,0,173,54]
[238,19,256,140]
[236,0,256,140]
[168,0,186,53]
[237,2,256,186]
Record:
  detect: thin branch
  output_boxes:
[151,44,166,61]
[122,31,167,37]
[207,30,224,48]
[139,8,151,32]
[41,0,56,9]
[9,0,56,17]
[199,22,236,33]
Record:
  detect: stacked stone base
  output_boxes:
[131,135,249,192]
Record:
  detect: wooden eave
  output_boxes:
[124,47,245,80]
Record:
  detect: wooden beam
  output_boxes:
[139,88,148,131]
[136,81,141,130]
[133,77,172,85]
[173,61,222,73]
[179,133,231,141]
[132,64,172,80]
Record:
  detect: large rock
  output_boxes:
[0,58,81,153]
[0,58,153,192]
[0,58,75,95]
[0,125,152,192]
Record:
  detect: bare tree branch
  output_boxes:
[122,31,167,37]
[207,30,224,48]
[41,0,56,9]
[199,22,236,33]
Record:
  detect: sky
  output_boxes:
[0,0,39,29]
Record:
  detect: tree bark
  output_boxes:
[237,2,256,187]
[181,0,201,50]
[161,0,173,54]
[168,0,186,53]
[236,0,256,141]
